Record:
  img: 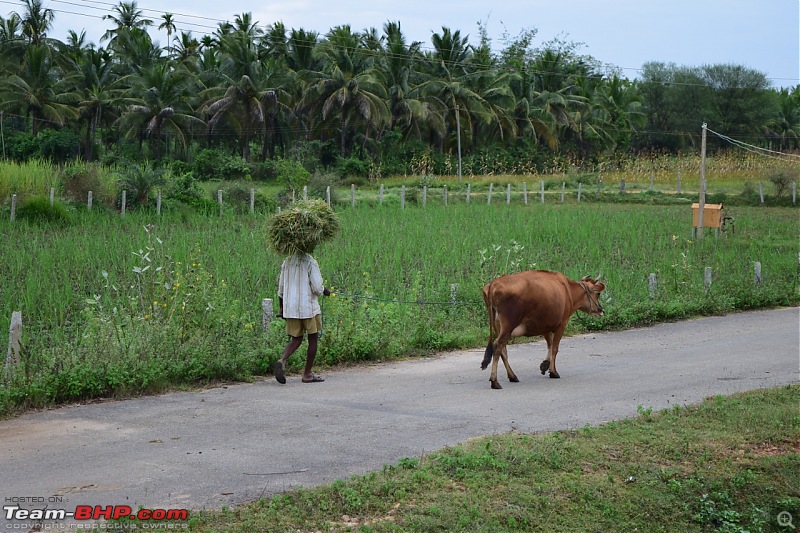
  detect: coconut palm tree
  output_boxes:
[0,44,79,136]
[101,1,153,44]
[117,62,204,159]
[159,13,176,58]
[299,25,389,157]
[13,0,54,46]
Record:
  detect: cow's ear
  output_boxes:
[594,282,606,292]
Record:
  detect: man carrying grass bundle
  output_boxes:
[269,200,339,385]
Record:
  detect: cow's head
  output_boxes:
[580,275,606,316]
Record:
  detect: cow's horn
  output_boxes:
[595,273,602,282]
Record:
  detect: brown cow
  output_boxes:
[481,270,606,389]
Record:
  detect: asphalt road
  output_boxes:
[1,307,798,528]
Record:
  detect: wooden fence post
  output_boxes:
[262,298,273,331]
[10,193,16,222]
[5,311,21,381]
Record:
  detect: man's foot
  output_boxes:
[301,374,324,383]
[273,361,286,384]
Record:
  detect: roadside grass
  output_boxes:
[183,385,800,532]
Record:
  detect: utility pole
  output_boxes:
[697,123,707,239]
[1,111,5,160]
[455,105,462,183]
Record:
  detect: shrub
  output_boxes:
[61,162,115,207]
[117,164,167,207]
[767,167,795,198]
[15,195,73,225]
[193,149,251,181]
[38,129,81,164]
[216,181,275,214]
[274,158,310,194]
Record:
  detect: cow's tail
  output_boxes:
[481,287,495,370]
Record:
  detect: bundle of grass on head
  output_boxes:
[268,199,340,255]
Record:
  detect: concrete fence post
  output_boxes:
[351,184,355,208]
[677,171,682,194]
[506,183,511,205]
[379,184,384,205]
[157,189,162,216]
[262,298,273,331]
[450,283,459,306]
[487,183,493,205]
[121,190,127,217]
[523,182,528,205]
[217,190,222,215]
[648,273,657,299]
[561,182,565,203]
[759,181,764,203]
[443,185,448,206]
[10,194,16,222]
[792,181,796,205]
[704,267,712,290]
[422,185,427,207]
[401,185,405,209]
[577,182,582,203]
[326,186,331,205]
[50,187,55,206]
[88,191,93,211]
[540,180,545,203]
[5,311,21,381]
[303,185,308,201]
[466,183,471,204]
[249,188,254,214]
[754,262,762,285]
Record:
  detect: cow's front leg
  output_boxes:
[500,345,519,383]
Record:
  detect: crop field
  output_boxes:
[1,198,798,415]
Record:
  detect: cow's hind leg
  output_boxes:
[500,345,519,383]
[548,329,566,379]
[489,334,509,389]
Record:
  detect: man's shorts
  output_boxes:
[285,315,322,337]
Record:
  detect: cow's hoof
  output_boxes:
[509,376,519,383]
[491,380,503,389]
[549,371,560,379]
[540,360,550,375]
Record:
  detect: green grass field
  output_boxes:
[1,201,797,416]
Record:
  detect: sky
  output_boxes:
[21,0,800,88]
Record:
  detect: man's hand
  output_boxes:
[277,297,284,319]
[323,287,331,296]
